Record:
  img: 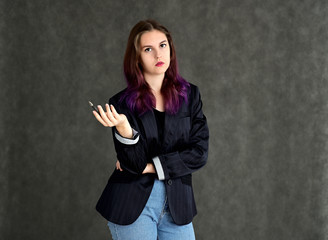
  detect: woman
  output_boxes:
[93,19,209,240]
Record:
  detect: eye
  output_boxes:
[144,48,152,52]
[160,43,167,48]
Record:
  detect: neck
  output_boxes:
[144,73,165,93]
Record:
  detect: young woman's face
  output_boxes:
[139,30,170,78]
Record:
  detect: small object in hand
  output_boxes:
[89,101,100,115]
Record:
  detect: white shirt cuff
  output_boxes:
[152,156,165,180]
[114,128,139,145]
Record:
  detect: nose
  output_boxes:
[155,50,162,59]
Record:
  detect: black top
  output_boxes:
[153,108,165,144]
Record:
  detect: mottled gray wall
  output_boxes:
[1,0,328,239]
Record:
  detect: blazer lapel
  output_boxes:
[162,112,177,149]
[139,110,158,143]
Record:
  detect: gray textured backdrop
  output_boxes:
[1,0,328,239]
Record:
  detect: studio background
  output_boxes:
[1,0,328,239]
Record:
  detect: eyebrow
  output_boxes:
[142,40,167,49]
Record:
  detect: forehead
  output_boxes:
[140,30,168,46]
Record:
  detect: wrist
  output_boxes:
[116,121,133,138]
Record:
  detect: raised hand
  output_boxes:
[93,103,133,138]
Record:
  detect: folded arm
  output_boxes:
[152,86,209,180]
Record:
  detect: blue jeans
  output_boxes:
[107,179,195,240]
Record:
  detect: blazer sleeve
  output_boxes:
[153,86,209,180]
[109,98,148,175]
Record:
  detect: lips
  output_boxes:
[155,61,164,67]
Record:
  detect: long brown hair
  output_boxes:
[121,19,189,115]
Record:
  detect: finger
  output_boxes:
[105,104,117,124]
[118,162,123,171]
[93,111,109,127]
[110,104,120,120]
[105,103,112,115]
[116,160,120,169]
[116,161,123,171]
[98,105,114,127]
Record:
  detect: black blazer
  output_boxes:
[96,83,209,225]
